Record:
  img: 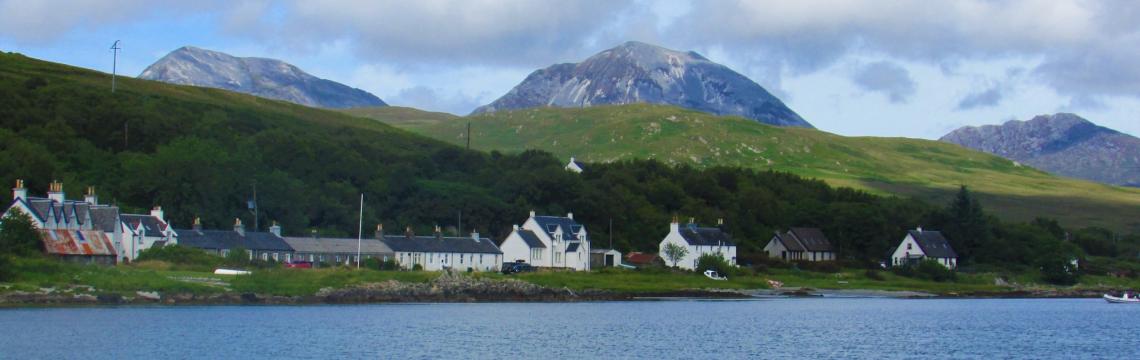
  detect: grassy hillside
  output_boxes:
[351,104,1140,232]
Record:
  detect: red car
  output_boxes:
[284,260,313,269]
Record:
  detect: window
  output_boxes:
[460,254,464,264]
[906,243,912,250]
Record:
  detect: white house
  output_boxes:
[378,226,503,272]
[501,211,590,270]
[565,157,585,173]
[284,226,395,266]
[764,228,836,262]
[890,227,958,269]
[658,219,737,270]
[4,179,176,263]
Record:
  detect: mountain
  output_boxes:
[941,113,1140,187]
[139,46,386,109]
[472,41,811,128]
[350,104,1140,232]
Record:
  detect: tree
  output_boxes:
[662,242,688,268]
[0,211,42,256]
[944,185,991,263]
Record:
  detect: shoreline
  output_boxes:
[0,286,1119,308]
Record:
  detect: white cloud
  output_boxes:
[851,61,916,104]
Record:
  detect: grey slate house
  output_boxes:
[764,228,836,262]
[890,227,958,269]
[284,226,394,266]
[177,218,294,262]
[377,226,503,272]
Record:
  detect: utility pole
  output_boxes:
[457,211,462,236]
[466,122,471,150]
[357,193,364,269]
[609,217,613,250]
[110,40,121,93]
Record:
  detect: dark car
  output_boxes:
[501,262,535,274]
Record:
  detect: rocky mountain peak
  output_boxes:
[941,113,1139,186]
[139,46,386,109]
[472,41,811,128]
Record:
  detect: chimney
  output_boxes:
[150,206,164,221]
[434,225,442,239]
[529,210,536,218]
[688,217,695,225]
[512,224,519,231]
[234,218,245,236]
[311,229,318,239]
[917,226,923,233]
[375,223,384,239]
[192,217,202,231]
[471,231,480,242]
[670,219,679,233]
[47,180,64,203]
[84,186,98,205]
[12,179,26,201]
[717,218,724,226]
[405,226,414,239]
[567,212,573,220]
[269,221,281,237]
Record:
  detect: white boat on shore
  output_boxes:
[213,268,251,276]
[703,269,727,281]
[1103,293,1140,303]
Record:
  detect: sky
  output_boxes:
[1,0,1138,139]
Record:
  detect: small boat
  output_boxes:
[213,268,251,276]
[1103,293,1140,304]
[703,269,727,281]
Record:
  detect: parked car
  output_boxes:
[501,262,535,274]
[284,260,313,269]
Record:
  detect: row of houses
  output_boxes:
[4,177,959,271]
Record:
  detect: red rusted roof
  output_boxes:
[39,229,117,256]
[625,252,659,265]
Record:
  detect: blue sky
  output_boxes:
[2,0,1138,139]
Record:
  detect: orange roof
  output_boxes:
[38,229,117,256]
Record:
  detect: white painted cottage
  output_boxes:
[565,157,585,173]
[890,227,958,269]
[378,226,503,272]
[500,211,590,270]
[658,219,737,270]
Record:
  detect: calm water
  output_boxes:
[0,298,1137,359]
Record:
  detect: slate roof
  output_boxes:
[533,216,585,239]
[908,230,957,259]
[788,228,834,252]
[283,236,394,254]
[516,229,546,248]
[380,234,502,254]
[120,214,167,234]
[176,229,293,252]
[565,242,580,252]
[678,224,735,247]
[771,232,805,252]
[88,206,121,233]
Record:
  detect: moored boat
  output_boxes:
[1103,293,1140,303]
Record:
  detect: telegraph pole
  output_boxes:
[110,40,121,93]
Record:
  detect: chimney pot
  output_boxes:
[512,224,519,231]
[234,218,245,236]
[567,212,573,220]
[529,210,536,218]
[269,221,281,237]
[47,180,64,203]
[12,179,27,201]
[192,216,202,231]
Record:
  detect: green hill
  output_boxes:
[350,104,1140,232]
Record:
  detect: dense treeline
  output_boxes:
[0,52,1137,277]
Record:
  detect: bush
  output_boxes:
[412,263,423,271]
[0,212,42,256]
[223,247,250,267]
[696,253,743,277]
[0,255,12,281]
[1037,253,1080,285]
[864,269,885,281]
[136,245,221,270]
[892,259,957,282]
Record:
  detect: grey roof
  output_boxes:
[591,248,620,254]
[516,229,546,248]
[27,198,52,222]
[120,214,167,234]
[88,206,121,233]
[679,224,735,247]
[379,234,502,254]
[176,229,293,252]
[788,228,833,252]
[771,233,805,252]
[533,216,585,239]
[283,236,394,255]
[565,242,580,252]
[908,230,957,259]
